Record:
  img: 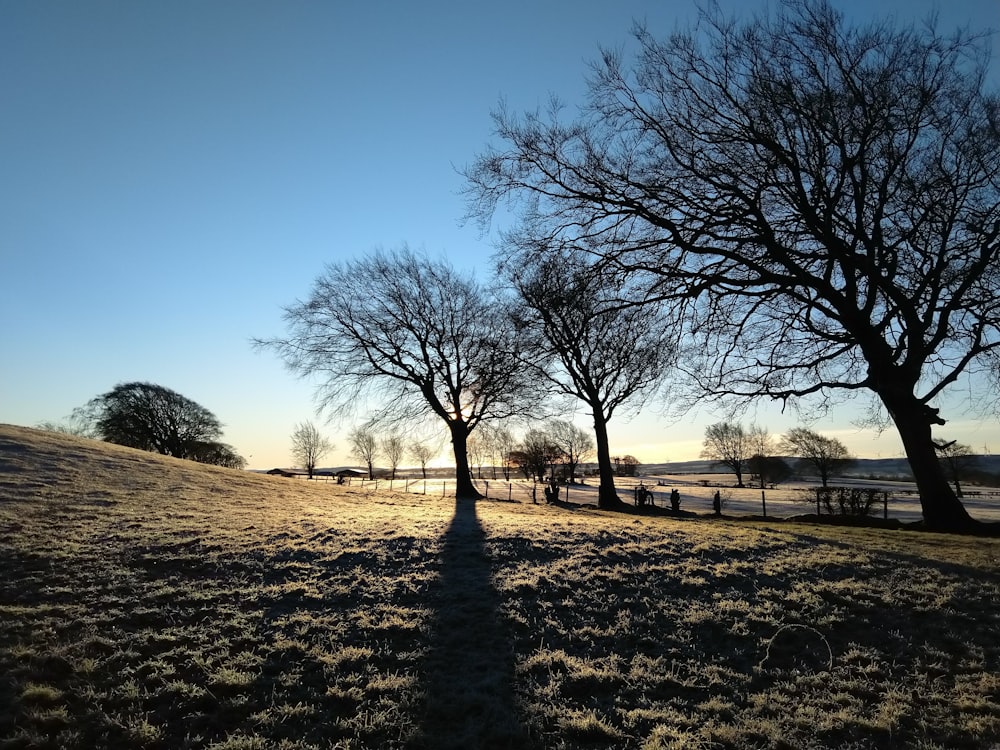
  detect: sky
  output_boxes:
[3,0,999,470]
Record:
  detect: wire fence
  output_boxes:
[311,473,1000,523]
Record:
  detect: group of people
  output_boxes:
[636,485,724,516]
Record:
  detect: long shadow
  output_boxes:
[411,498,533,749]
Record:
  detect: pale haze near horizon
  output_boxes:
[2,0,998,470]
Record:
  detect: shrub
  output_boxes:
[814,487,885,516]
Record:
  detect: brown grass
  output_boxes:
[2,424,1000,749]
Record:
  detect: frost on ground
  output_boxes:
[2,424,1000,749]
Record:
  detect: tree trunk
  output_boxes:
[880,389,976,532]
[450,421,482,500]
[592,412,623,509]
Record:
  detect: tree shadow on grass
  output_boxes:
[410,498,533,749]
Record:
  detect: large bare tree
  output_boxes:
[508,251,676,508]
[467,1,1000,530]
[260,247,537,499]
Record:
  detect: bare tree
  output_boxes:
[36,414,95,438]
[467,432,487,479]
[472,423,505,480]
[746,425,773,489]
[508,252,676,509]
[701,422,752,488]
[934,440,978,498]
[258,247,539,499]
[511,429,564,483]
[491,425,517,481]
[613,455,640,477]
[349,426,378,480]
[409,440,436,480]
[290,421,332,479]
[382,433,405,480]
[547,419,595,484]
[745,425,786,488]
[779,427,854,487]
[466,1,1000,530]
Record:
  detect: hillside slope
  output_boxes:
[3,423,1000,749]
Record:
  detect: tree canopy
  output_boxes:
[509,251,676,508]
[701,422,754,487]
[466,0,1000,530]
[259,247,540,498]
[779,427,854,487]
[77,382,245,468]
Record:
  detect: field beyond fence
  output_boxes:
[325,472,1000,524]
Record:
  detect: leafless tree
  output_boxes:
[382,433,405,480]
[746,425,781,488]
[349,426,378,480]
[508,252,677,508]
[491,425,517,481]
[511,429,564,483]
[471,423,506,480]
[409,440,436,480]
[701,422,753,488]
[36,414,95,438]
[290,421,333,479]
[613,455,640,477]
[466,0,1000,529]
[934,440,978,498]
[467,431,488,479]
[547,419,595,484]
[258,247,539,498]
[779,427,854,487]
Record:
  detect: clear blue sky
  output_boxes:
[3,0,998,469]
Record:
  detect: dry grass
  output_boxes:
[2,424,1000,749]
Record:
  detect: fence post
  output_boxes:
[761,489,767,517]
[816,488,821,515]
[485,481,489,499]
[508,483,512,502]
[442,480,446,497]
[883,491,888,520]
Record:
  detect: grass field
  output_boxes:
[2,424,1000,749]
